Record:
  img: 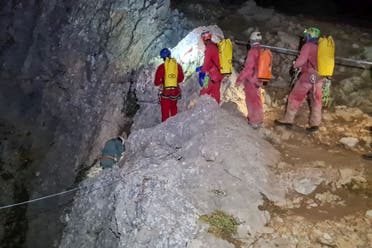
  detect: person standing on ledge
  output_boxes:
[198,31,224,104]
[154,48,184,122]
[236,31,264,129]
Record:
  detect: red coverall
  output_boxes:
[154,63,184,122]
[200,42,224,104]
[284,42,324,126]
[236,44,263,125]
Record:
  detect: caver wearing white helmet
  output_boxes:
[250,31,262,45]
[236,30,265,129]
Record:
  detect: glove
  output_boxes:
[195,66,203,73]
[203,74,209,89]
[198,72,206,87]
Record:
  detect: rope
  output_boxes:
[0,147,180,211]
[0,175,129,229]
[0,187,80,210]
[0,165,142,211]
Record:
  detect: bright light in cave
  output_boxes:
[156,25,226,76]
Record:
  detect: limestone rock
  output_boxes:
[277,31,299,49]
[59,97,285,248]
[338,168,358,185]
[317,232,335,247]
[188,233,234,248]
[293,177,324,195]
[339,137,359,148]
[315,192,344,206]
[366,210,372,218]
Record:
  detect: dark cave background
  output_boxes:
[224,0,372,27]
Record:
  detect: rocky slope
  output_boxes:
[59,96,285,248]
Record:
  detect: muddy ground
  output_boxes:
[221,82,372,247]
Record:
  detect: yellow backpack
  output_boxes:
[218,39,233,74]
[164,58,178,88]
[318,36,335,76]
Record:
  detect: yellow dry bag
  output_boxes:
[218,39,233,74]
[164,58,178,88]
[318,36,335,77]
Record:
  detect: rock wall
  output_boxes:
[0,0,189,247]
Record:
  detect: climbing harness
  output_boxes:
[160,93,181,100]
[159,87,181,101]
[98,155,118,162]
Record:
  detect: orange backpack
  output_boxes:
[257,48,272,82]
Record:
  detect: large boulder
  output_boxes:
[59,96,285,248]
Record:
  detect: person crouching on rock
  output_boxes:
[99,135,126,169]
[236,31,264,129]
[275,27,324,132]
[154,48,184,122]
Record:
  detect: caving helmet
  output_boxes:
[249,31,262,45]
[304,27,320,40]
[201,31,212,41]
[250,31,262,42]
[160,48,171,59]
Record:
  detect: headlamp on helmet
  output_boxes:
[201,31,212,41]
[250,31,262,42]
[304,27,320,39]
